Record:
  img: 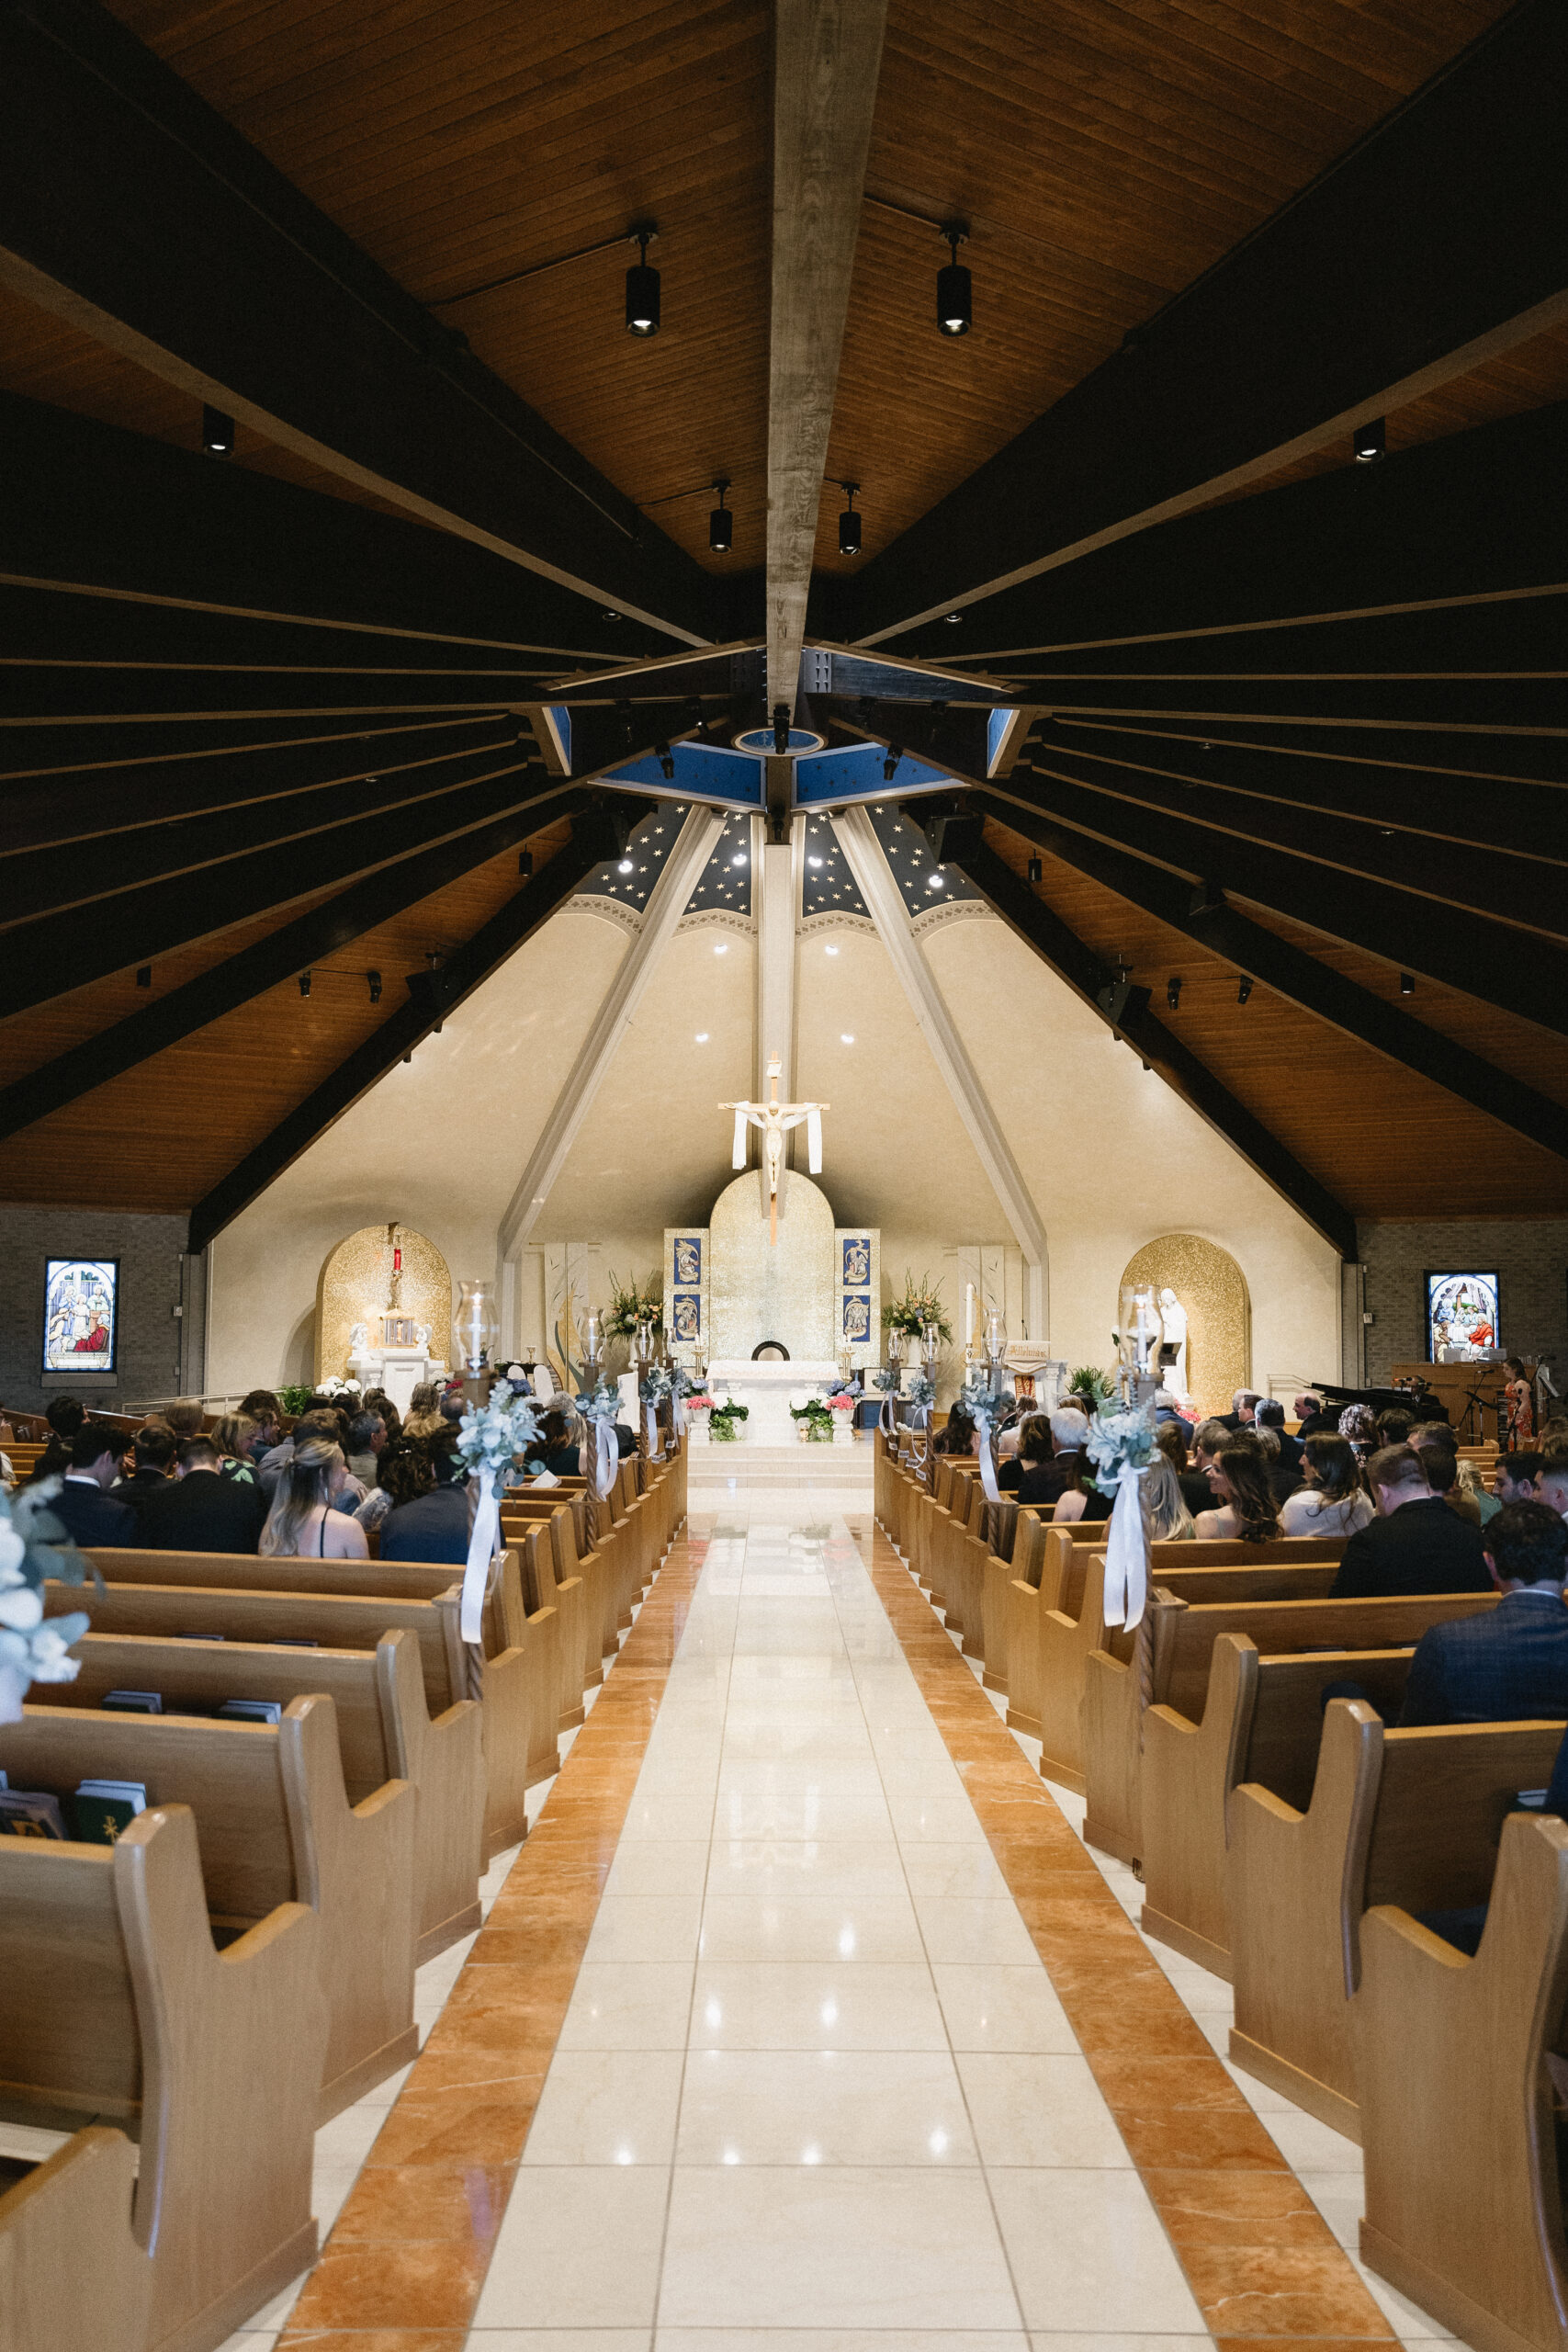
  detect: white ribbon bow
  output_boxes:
[1100,1462,1150,1631]
[460,1466,501,1645]
[971,1405,1001,1505]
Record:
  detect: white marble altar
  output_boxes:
[347,1345,438,1415]
[705,1357,840,1444]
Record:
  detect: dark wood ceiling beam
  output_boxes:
[0,786,592,1146]
[185,801,645,1253]
[845,1,1568,642]
[0,716,509,856]
[0,709,509,788]
[766,0,888,711]
[0,674,536,726]
[1019,728,1567,939]
[1037,708,1568,790]
[964,790,1568,1165]
[914,811,1358,1258]
[987,767,1568,1038]
[0,759,569,1021]
[1010,675,1567,733]
[2,729,534,925]
[885,399,1568,662]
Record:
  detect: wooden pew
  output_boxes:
[80,1543,558,1827]
[1023,1535,1349,1793]
[0,1804,323,2352]
[1138,1635,1416,1978]
[0,1695,417,2122]
[38,1625,483,1962]
[1228,1699,1562,2141]
[1355,1810,1568,2352]
[55,1559,546,1856]
[1083,1585,1497,1865]
[0,2128,152,2352]
[502,1493,611,1690]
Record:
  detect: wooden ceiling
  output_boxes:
[1,0,1564,1248]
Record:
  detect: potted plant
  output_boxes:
[1067,1364,1115,1413]
[710,1399,749,1443]
[684,1392,716,1443]
[789,1396,834,1443]
[828,1391,858,1445]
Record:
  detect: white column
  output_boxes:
[835,806,1050,1341]
[498,804,727,1260]
[755,813,804,1101]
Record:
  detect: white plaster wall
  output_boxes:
[923,919,1343,1391]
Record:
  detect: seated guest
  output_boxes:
[1016,1407,1089,1507]
[1400,1502,1568,1724]
[1255,1398,1303,1481]
[1409,1427,1484,1528]
[1219,1389,1261,1432]
[933,1406,977,1458]
[1156,1418,1213,1521]
[403,1380,445,1440]
[1144,1453,1195,1541]
[1375,1406,1415,1448]
[239,1389,284,1462]
[1195,1444,1280,1541]
[525,1408,581,1479]
[121,1419,179,1501]
[1337,1402,1378,1462]
[163,1398,206,1443]
[1294,1392,1334,1438]
[47,1423,138,1546]
[362,1388,403,1442]
[355,1435,426,1538]
[211,1414,261,1486]
[1053,1457,1112,1524]
[1496,1450,1545,1506]
[1280,1433,1373,1538]
[345,1408,388,1488]
[259,1411,367,1510]
[1251,1421,1299,1508]
[25,1393,87,1486]
[259,1432,368,1560]
[1538,1449,1568,1520]
[136,1435,267,1553]
[999,1413,1051,1495]
[1330,1443,1492,1598]
[380,1430,470,1564]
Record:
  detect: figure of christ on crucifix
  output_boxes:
[720,1053,829,1245]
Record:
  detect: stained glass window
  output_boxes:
[43,1259,118,1374]
[1426,1271,1499,1363]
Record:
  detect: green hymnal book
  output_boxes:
[216,1697,282,1725]
[0,1791,66,1838]
[73,1780,148,1846]
[103,1690,163,1713]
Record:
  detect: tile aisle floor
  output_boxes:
[228,1487,1465,2351]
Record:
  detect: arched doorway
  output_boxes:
[1119,1234,1249,1417]
[315,1223,452,1385]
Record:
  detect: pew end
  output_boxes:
[0,2127,152,2352]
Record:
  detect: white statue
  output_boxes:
[720,1050,829,1246]
[414,1322,431,1351]
[348,1321,368,1355]
[1159,1287,1189,1397]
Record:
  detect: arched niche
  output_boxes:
[1119,1233,1250,1417]
[315,1224,452,1385]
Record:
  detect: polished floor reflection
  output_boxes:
[471,1498,1205,2347]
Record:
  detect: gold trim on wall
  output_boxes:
[315,1224,453,1385]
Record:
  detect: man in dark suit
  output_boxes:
[1218,1389,1260,1433]
[116,1421,177,1511]
[135,1436,268,1554]
[1255,1399,1303,1485]
[1330,1444,1492,1599]
[381,1430,471,1565]
[47,1423,139,1547]
[1401,1502,1568,1724]
[1294,1393,1335,1439]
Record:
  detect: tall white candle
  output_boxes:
[964,1283,976,1351]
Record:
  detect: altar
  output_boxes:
[666,1169,880,1388]
[705,1356,841,1443]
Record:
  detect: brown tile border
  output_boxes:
[853,1516,1396,2350]
[276,1528,707,2348]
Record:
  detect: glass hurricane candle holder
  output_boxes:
[452,1280,498,1376]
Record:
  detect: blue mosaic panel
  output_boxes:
[842,1294,872,1343]
[841,1237,871,1288]
[671,1293,702,1343]
[672,1237,703,1285]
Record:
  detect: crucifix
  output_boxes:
[720,1052,829,1244]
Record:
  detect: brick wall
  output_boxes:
[0,1201,200,1415]
[1359,1218,1568,1388]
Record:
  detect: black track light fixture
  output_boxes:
[202,404,234,456]
[883,744,903,782]
[1400,971,1416,996]
[656,741,676,780]
[1237,975,1253,1005]
[1027,856,1043,885]
[837,481,862,557]
[518,849,535,878]
[937,220,972,336]
[299,970,312,998]
[1167,976,1181,1011]
[708,479,732,553]
[772,702,792,755]
[1354,416,1385,464]
[626,222,660,336]
[367,969,383,1005]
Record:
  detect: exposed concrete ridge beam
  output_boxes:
[498,803,728,1259]
[832,804,1049,1336]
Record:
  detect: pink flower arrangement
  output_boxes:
[685,1394,716,1412]
[828,1392,857,1414]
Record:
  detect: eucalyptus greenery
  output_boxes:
[454,1380,542,1486]
[0,1482,93,1723]
[1084,1403,1159,1495]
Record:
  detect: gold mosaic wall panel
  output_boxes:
[1119,1232,1250,1417]
[315,1224,453,1385]
[709,1170,835,1363]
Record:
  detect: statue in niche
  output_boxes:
[1159,1287,1190,1396]
[348,1321,369,1356]
[414,1323,431,1351]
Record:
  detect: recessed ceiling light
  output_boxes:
[617,857,633,874]
[694,1031,710,1042]
[927,872,944,888]
[840,1033,855,1044]
[807,855,823,868]
[825,944,839,956]
[713,943,728,956]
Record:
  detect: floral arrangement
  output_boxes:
[882,1272,953,1343]
[828,1392,857,1416]
[604,1273,663,1343]
[318,1374,362,1399]
[455,1379,542,1488]
[0,1482,93,1724]
[573,1382,621,1423]
[638,1368,672,1407]
[710,1400,749,1442]
[683,1394,716,1414]
[790,1397,833,1440]
[869,1367,900,1396]
[1067,1364,1116,1408]
[1084,1403,1158,1495]
[905,1373,935,1410]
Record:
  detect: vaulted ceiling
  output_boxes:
[2,0,1564,1251]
